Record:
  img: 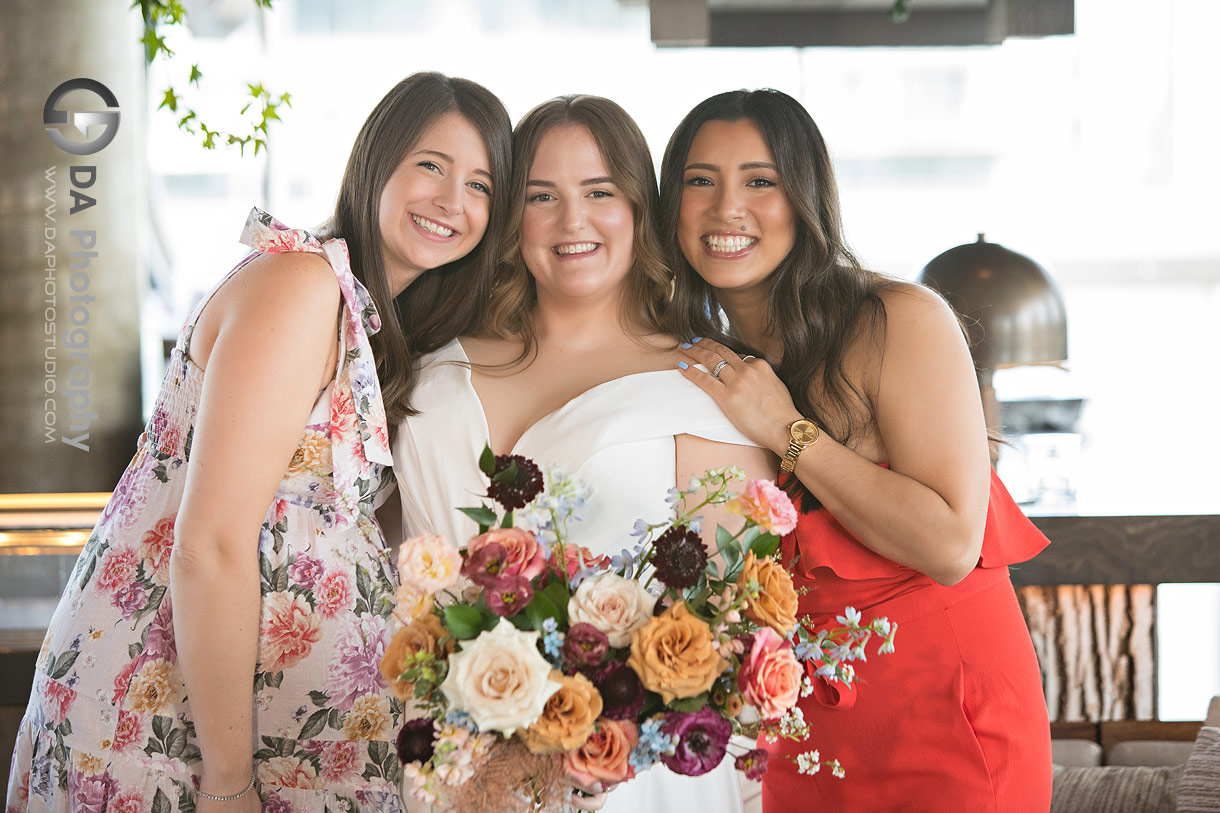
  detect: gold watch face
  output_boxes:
[789,419,818,445]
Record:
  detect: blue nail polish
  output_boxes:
[692,337,704,343]
[680,342,692,349]
[678,361,689,369]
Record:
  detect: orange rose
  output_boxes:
[519,670,603,754]
[380,613,449,700]
[737,551,798,636]
[626,601,726,704]
[564,718,638,787]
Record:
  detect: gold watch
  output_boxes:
[780,419,820,473]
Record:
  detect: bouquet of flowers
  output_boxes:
[381,447,896,810]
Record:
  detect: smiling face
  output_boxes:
[520,124,635,306]
[677,118,797,299]
[377,111,494,295]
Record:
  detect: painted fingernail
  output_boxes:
[692,337,704,343]
[678,361,689,369]
[681,342,692,349]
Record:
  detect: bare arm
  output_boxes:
[679,286,990,585]
[171,252,340,800]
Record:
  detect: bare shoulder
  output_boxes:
[229,251,340,314]
[877,280,961,335]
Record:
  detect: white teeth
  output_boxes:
[555,242,598,256]
[705,234,757,253]
[412,215,454,237]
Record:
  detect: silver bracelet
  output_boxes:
[196,773,256,802]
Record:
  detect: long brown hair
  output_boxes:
[480,95,671,358]
[328,72,511,422]
[660,89,888,449]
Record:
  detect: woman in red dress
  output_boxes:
[657,88,1052,812]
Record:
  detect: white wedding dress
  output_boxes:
[391,338,752,813]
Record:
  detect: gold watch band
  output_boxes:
[780,419,820,473]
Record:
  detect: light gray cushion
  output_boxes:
[1177,726,1220,812]
[1050,763,1181,813]
[1109,740,1195,767]
[1053,738,1103,768]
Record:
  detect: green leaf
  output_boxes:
[299,708,329,740]
[715,525,733,551]
[152,715,171,742]
[309,689,329,708]
[328,708,343,729]
[188,63,202,85]
[500,510,514,529]
[49,650,80,680]
[479,444,496,477]
[356,566,375,612]
[176,779,198,813]
[457,505,497,528]
[444,604,486,640]
[158,87,178,112]
[540,578,571,626]
[749,532,781,559]
[704,559,720,580]
[667,691,709,713]
[166,728,186,759]
[369,740,389,767]
[151,787,172,813]
[524,591,560,630]
[492,459,518,485]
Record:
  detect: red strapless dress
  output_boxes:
[760,469,1052,812]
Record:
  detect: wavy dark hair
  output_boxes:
[660,89,889,453]
[480,95,671,358]
[325,72,511,423]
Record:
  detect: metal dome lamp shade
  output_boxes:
[915,234,1068,461]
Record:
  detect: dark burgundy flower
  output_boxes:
[461,542,509,588]
[652,525,707,589]
[660,707,732,776]
[486,574,534,617]
[563,622,610,668]
[734,748,770,781]
[396,717,437,765]
[487,454,544,510]
[590,660,645,721]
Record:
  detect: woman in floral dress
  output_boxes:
[6,72,510,813]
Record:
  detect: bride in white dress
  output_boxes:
[390,95,774,812]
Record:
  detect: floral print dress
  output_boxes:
[6,209,405,813]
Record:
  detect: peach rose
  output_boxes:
[737,551,799,636]
[126,658,177,715]
[341,693,392,741]
[564,718,638,787]
[727,479,798,536]
[467,527,546,581]
[260,591,323,674]
[519,670,603,754]
[258,755,325,789]
[397,534,462,593]
[737,627,802,719]
[562,544,610,579]
[627,601,727,704]
[568,572,656,648]
[380,613,450,700]
[139,515,176,586]
[392,585,434,624]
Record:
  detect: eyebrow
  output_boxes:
[413,148,492,179]
[684,161,778,172]
[525,177,616,187]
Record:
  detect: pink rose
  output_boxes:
[108,789,144,813]
[467,528,546,582]
[41,676,76,726]
[330,382,357,437]
[139,516,176,585]
[111,710,148,754]
[562,545,610,580]
[314,569,354,618]
[94,545,139,595]
[397,534,462,593]
[737,627,802,719]
[319,740,361,783]
[727,479,798,536]
[112,658,140,705]
[260,591,323,673]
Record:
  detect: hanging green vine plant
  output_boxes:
[136,0,290,155]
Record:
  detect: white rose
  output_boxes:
[567,571,657,647]
[439,619,561,736]
[397,534,462,593]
